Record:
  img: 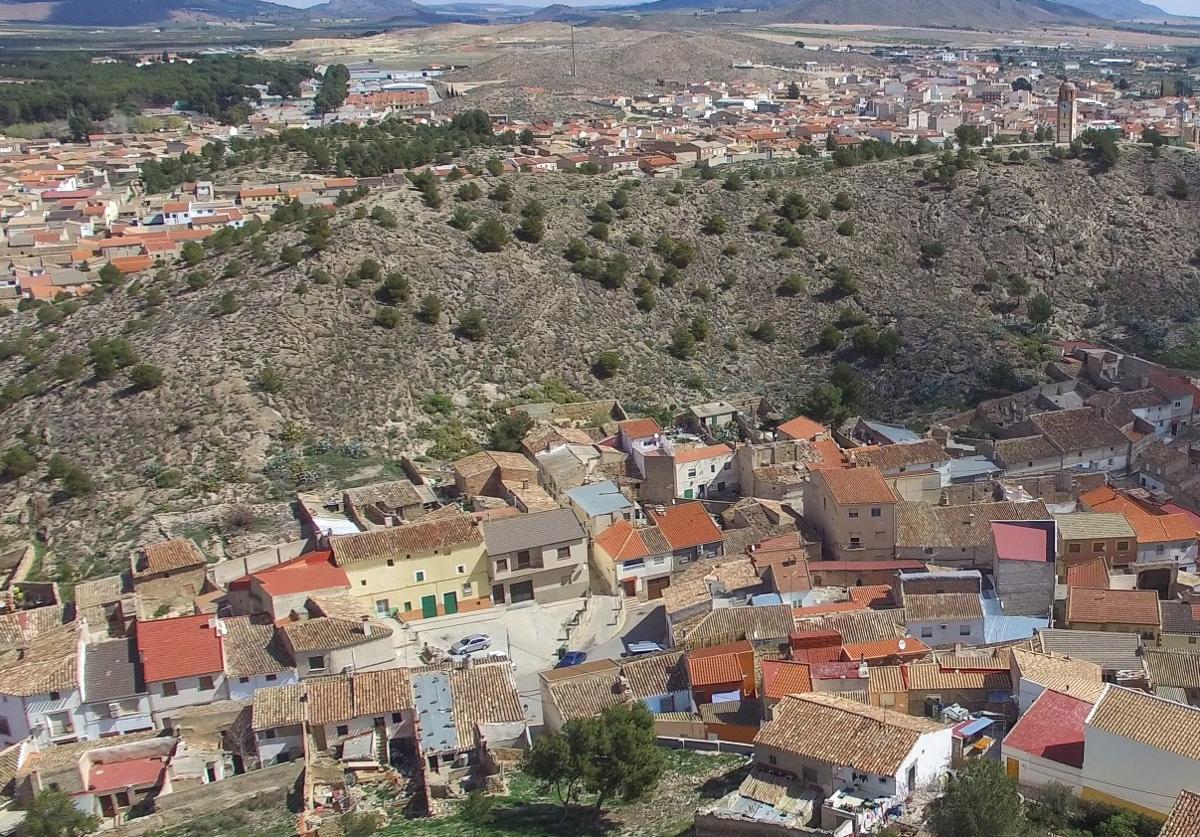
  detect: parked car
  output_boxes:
[622,641,664,657]
[556,651,588,668]
[449,633,492,656]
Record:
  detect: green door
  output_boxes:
[683,488,694,499]
[443,591,459,615]
[421,595,438,618]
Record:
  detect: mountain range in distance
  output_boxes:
[0,0,1185,32]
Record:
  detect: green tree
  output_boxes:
[817,324,842,351]
[67,112,92,144]
[370,206,397,229]
[954,123,985,147]
[97,263,123,286]
[55,353,85,381]
[517,213,545,243]
[786,81,800,98]
[669,324,696,359]
[374,307,402,329]
[61,466,93,498]
[593,350,624,379]
[1,446,35,479]
[926,758,1025,837]
[279,245,302,267]
[305,213,332,251]
[377,272,410,305]
[457,181,482,201]
[185,270,211,291]
[129,364,164,391]
[314,63,350,114]
[828,263,859,297]
[1169,176,1190,200]
[485,156,504,176]
[471,218,511,252]
[487,411,532,452]
[257,365,284,394]
[213,291,240,316]
[702,214,727,235]
[180,240,205,266]
[751,321,778,343]
[920,240,946,261]
[1027,782,1079,831]
[25,787,98,837]
[457,308,486,340]
[417,294,442,325]
[1007,274,1031,305]
[832,192,854,211]
[1026,292,1053,325]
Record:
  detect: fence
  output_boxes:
[656,736,754,756]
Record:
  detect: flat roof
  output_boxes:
[412,670,458,753]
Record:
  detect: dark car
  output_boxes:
[556,650,588,668]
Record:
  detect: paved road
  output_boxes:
[586,601,669,661]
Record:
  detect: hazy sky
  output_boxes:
[268,0,1200,11]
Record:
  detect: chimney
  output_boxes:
[360,615,372,636]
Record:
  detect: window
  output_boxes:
[517,550,532,569]
[336,725,349,737]
[116,791,130,808]
[360,579,367,586]
[849,537,862,549]
[403,602,413,612]
[463,582,473,597]
[959,624,971,636]
[387,559,394,567]
[264,729,276,739]
[456,564,466,575]
[870,507,881,518]
[1093,542,1105,552]
[392,712,404,723]
[414,570,426,583]
[1068,543,1081,553]
[1141,632,1155,641]
[496,558,508,572]
[920,627,933,638]
[1117,541,1129,551]
[48,691,60,701]
[239,677,250,684]
[1157,544,1166,554]
[802,766,818,784]
[376,599,390,614]
[198,676,215,691]
[557,546,571,560]
[723,461,730,470]
[711,464,716,473]
[0,718,10,736]
[161,681,178,698]
[1189,636,1197,645]
[687,469,697,478]
[923,546,935,556]
[308,655,326,672]
[768,755,777,765]
[266,674,277,682]
[848,508,860,518]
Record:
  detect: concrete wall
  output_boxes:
[227,671,298,702]
[80,697,153,740]
[1081,725,1194,816]
[1137,540,1198,571]
[208,540,311,587]
[906,617,984,646]
[1003,748,1083,793]
[148,673,229,721]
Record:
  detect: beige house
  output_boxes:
[803,467,897,561]
[1055,513,1137,572]
[482,508,589,605]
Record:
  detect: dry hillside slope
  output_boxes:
[0,145,1198,567]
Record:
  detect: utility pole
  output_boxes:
[570,23,577,78]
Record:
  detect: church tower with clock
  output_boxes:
[1057,80,1078,144]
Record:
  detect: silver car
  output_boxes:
[449,633,492,656]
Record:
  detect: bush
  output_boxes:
[778,274,806,297]
[370,206,397,228]
[257,365,284,393]
[180,241,205,266]
[222,260,243,279]
[593,350,624,379]
[589,222,609,241]
[374,307,402,329]
[35,305,64,326]
[449,207,475,230]
[751,321,778,343]
[279,245,302,267]
[129,364,164,391]
[668,324,695,359]
[702,214,728,235]
[828,264,859,297]
[457,181,482,201]
[212,291,241,316]
[832,192,854,211]
[376,272,410,305]
[61,465,92,497]
[487,411,533,451]
[185,271,211,291]
[1169,176,1190,200]
[817,324,842,351]
[417,294,441,325]
[835,307,868,328]
[1,446,35,479]
[836,219,855,236]
[921,240,947,261]
[457,308,486,340]
[358,259,382,283]
[517,214,545,243]
[471,218,511,252]
[55,353,85,381]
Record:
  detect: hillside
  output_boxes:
[0,0,300,24]
[305,0,446,23]
[1056,0,1171,19]
[756,0,1103,26]
[2,146,1199,570]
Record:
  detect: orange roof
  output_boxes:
[687,640,751,687]
[245,550,350,598]
[761,660,813,700]
[817,467,896,505]
[809,438,849,470]
[1065,557,1110,590]
[239,187,279,198]
[163,201,189,213]
[840,635,929,663]
[848,585,893,608]
[776,415,826,441]
[672,443,732,465]
[1127,513,1198,544]
[645,502,723,551]
[135,613,224,682]
[108,255,153,273]
[1066,588,1160,627]
[618,417,662,439]
[324,177,357,188]
[1080,485,1152,517]
[594,518,650,561]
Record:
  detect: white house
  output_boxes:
[79,637,153,740]
[0,625,84,748]
[754,692,952,834]
[135,614,230,723]
[902,592,985,646]
[1128,514,1200,572]
[222,616,298,702]
[670,442,736,500]
[1002,688,1093,792]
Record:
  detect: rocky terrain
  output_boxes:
[1,145,1199,571]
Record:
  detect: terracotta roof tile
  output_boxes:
[848,585,893,608]
[645,502,723,551]
[1145,650,1200,690]
[136,613,224,683]
[817,467,896,505]
[1066,588,1160,628]
[1088,685,1200,761]
[776,415,826,441]
[903,592,982,622]
[133,538,205,578]
[223,616,291,678]
[330,514,481,565]
[618,418,662,439]
[1066,558,1110,590]
[840,636,929,663]
[1161,789,1200,837]
[594,519,651,562]
[1127,513,1198,544]
[1012,648,1106,703]
[1003,689,1093,768]
[687,641,751,687]
[851,439,946,472]
[761,660,813,700]
[450,661,525,742]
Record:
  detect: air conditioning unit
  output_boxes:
[108,702,123,720]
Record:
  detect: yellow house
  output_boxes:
[328,513,491,621]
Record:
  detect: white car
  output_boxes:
[449,633,492,656]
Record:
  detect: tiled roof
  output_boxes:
[756,692,941,777]
[645,502,723,551]
[330,514,481,565]
[247,551,349,598]
[450,661,525,742]
[687,641,751,687]
[817,467,896,505]
[1012,648,1106,703]
[305,678,353,726]
[546,671,632,722]
[343,479,422,512]
[0,643,77,696]
[841,636,930,662]
[1054,512,1136,541]
[1066,588,1160,628]
[848,585,893,608]
[1032,408,1128,452]
[1087,685,1200,761]
[698,699,760,727]
[1126,513,1197,544]
[1065,558,1110,590]
[902,662,1011,692]
[866,665,907,695]
[1032,629,1145,672]
[903,593,982,622]
[776,415,826,441]
[618,417,662,439]
[134,538,205,578]
[1161,789,1200,837]
[223,616,291,678]
[594,519,651,562]
[622,650,688,697]
[795,608,907,646]
[136,613,224,683]
[761,660,813,700]
[1003,689,1093,768]
[897,500,1051,549]
[83,637,143,703]
[453,450,535,479]
[74,574,130,608]
[481,508,585,555]
[280,610,391,653]
[684,604,795,643]
[993,434,1060,464]
[672,443,733,465]
[852,439,947,472]
[1161,601,1200,636]
[992,522,1051,563]
[352,668,414,716]
[1145,650,1200,689]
